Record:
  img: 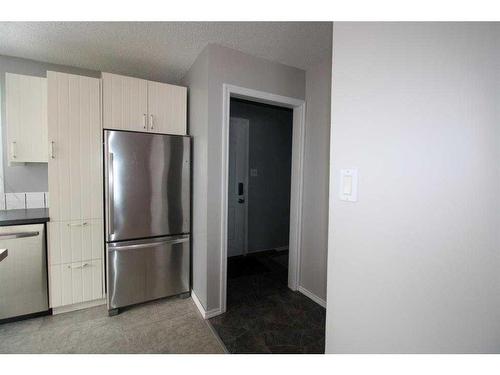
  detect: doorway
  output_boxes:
[226,98,294,314]
[219,85,306,316]
[209,88,325,354]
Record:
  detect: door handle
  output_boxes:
[0,231,39,240]
[238,182,244,195]
[238,198,245,204]
[108,152,115,236]
[143,114,147,130]
[150,114,154,130]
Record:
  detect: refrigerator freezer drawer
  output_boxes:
[107,234,190,310]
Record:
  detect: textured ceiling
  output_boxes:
[0,22,332,83]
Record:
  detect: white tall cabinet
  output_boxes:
[47,71,104,309]
[102,72,187,135]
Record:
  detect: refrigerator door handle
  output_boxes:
[109,236,189,252]
[108,152,115,237]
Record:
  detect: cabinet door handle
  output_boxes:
[67,262,90,269]
[143,114,147,130]
[11,141,16,159]
[49,141,55,159]
[150,114,154,130]
[67,222,88,227]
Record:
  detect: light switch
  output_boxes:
[342,175,353,195]
[340,169,358,202]
[250,168,258,177]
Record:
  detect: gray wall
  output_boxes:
[230,99,293,253]
[182,44,306,311]
[181,48,210,308]
[300,56,332,302]
[326,22,500,353]
[0,55,99,193]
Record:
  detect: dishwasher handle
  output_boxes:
[0,248,7,263]
[0,231,39,240]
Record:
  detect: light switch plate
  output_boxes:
[340,169,358,202]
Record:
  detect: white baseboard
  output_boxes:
[191,290,223,319]
[298,286,326,308]
[52,298,106,315]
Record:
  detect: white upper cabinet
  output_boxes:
[147,80,187,135]
[102,72,148,132]
[102,72,187,135]
[6,73,48,163]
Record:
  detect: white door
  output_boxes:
[102,73,148,132]
[147,80,187,135]
[227,118,249,257]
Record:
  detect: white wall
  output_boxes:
[300,57,332,302]
[326,22,500,353]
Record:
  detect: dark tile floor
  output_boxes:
[209,250,326,354]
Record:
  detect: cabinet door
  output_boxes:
[47,71,102,222]
[102,72,148,131]
[147,81,187,135]
[48,219,104,265]
[6,73,48,163]
[49,259,103,308]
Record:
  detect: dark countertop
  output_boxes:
[0,208,50,226]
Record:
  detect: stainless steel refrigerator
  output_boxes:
[104,129,190,315]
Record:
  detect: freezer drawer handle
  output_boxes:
[109,237,189,251]
[0,231,39,240]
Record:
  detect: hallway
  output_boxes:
[209,250,326,353]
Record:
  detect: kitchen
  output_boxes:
[0,22,333,354]
[0,60,224,353]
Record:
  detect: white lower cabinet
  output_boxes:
[48,219,104,308]
[49,259,103,308]
[48,219,103,265]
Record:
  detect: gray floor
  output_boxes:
[0,297,225,354]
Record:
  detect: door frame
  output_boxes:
[228,117,250,257]
[220,84,306,313]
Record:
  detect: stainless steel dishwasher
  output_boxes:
[0,224,49,321]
